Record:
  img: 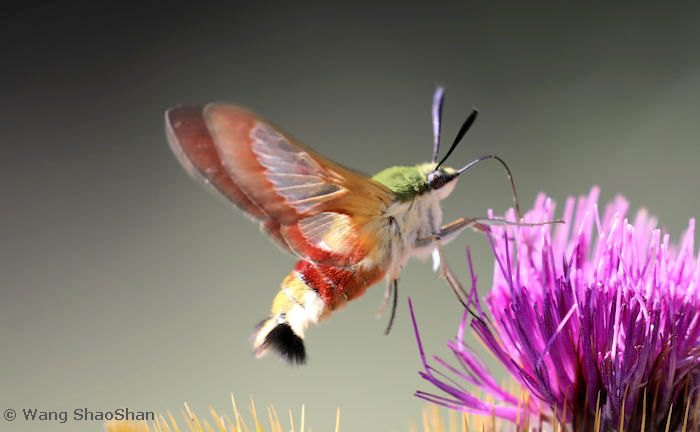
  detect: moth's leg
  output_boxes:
[416,216,563,249]
[417,216,562,322]
[417,216,561,291]
[431,234,470,306]
[426,233,486,324]
[415,217,480,249]
[383,278,399,335]
[375,280,392,318]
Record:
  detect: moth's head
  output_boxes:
[420,163,459,200]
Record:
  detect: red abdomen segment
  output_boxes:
[252,260,386,364]
[294,260,385,310]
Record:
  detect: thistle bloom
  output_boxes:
[413,187,700,431]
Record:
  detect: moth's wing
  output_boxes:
[165,105,290,252]
[203,103,395,267]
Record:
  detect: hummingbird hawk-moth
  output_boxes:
[165,87,551,364]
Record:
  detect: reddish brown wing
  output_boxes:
[165,104,395,267]
[165,105,289,252]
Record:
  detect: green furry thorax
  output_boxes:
[372,162,455,202]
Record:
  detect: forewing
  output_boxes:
[204,103,395,266]
[167,103,395,267]
[165,105,289,252]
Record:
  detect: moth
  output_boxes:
[165,87,551,365]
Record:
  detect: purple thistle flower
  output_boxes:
[412,187,700,431]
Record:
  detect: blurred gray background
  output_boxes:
[2,2,700,431]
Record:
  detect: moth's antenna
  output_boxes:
[457,154,522,220]
[435,109,479,171]
[431,86,445,164]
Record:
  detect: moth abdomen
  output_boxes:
[251,261,386,364]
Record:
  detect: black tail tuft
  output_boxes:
[262,322,306,365]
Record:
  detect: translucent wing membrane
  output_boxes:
[251,123,345,213]
[166,103,394,267]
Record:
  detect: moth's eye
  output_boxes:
[428,171,446,189]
